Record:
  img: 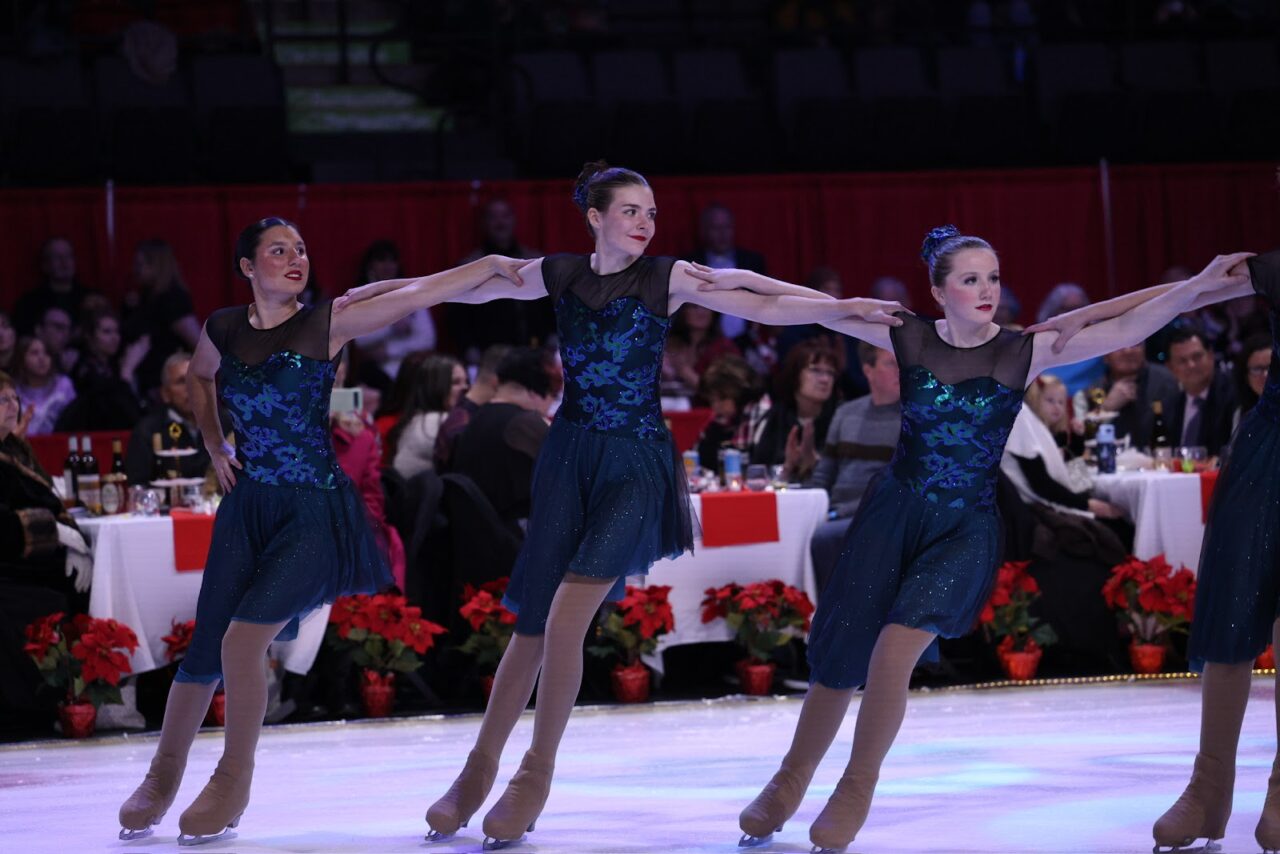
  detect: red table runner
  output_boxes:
[170,508,215,571]
[699,491,780,548]
[1199,469,1220,524]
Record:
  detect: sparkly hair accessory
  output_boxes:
[920,225,961,263]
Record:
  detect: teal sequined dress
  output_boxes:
[502,254,696,634]
[176,301,389,683]
[1188,251,1280,667]
[807,313,1034,689]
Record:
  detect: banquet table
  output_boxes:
[641,488,829,658]
[79,514,329,678]
[1092,470,1209,574]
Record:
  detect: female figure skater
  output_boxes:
[117,217,528,845]
[1029,250,1280,852]
[339,162,905,850]
[711,226,1252,853]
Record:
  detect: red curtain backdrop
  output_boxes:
[1,163,1276,326]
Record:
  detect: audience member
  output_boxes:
[1035,282,1105,394]
[34,306,77,373]
[742,339,841,481]
[692,355,761,471]
[1198,291,1270,358]
[331,351,406,590]
[121,239,200,402]
[868,275,912,311]
[124,352,209,483]
[0,369,91,718]
[663,304,741,402]
[688,203,767,340]
[1078,343,1179,450]
[13,337,75,436]
[12,237,98,336]
[450,199,552,360]
[1233,333,1273,430]
[995,284,1022,327]
[806,342,901,592]
[352,240,437,383]
[450,348,552,530]
[0,311,15,373]
[390,354,468,479]
[56,309,145,431]
[1163,327,1237,457]
[434,344,510,472]
[776,266,869,399]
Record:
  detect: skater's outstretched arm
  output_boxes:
[673,262,905,334]
[188,327,241,492]
[328,255,537,350]
[1026,262,1256,353]
[1028,252,1253,381]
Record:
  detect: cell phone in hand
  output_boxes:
[329,387,363,415]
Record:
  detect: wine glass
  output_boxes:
[745,464,769,492]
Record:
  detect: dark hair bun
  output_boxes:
[572,160,611,212]
[920,224,961,264]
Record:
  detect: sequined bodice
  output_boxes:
[890,366,1024,511]
[886,314,1035,513]
[545,253,675,442]
[556,292,669,441]
[220,351,345,489]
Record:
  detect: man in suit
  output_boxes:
[124,352,211,483]
[1083,343,1180,450]
[1163,328,1238,457]
[688,204,767,341]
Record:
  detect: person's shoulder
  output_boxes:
[834,396,872,418]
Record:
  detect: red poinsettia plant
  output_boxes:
[1102,554,1196,643]
[458,578,517,672]
[979,561,1058,655]
[24,612,140,707]
[700,580,815,664]
[162,619,195,663]
[587,585,675,666]
[327,592,447,674]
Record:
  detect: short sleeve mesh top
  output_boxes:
[204,301,345,489]
[887,313,1036,511]
[541,253,677,442]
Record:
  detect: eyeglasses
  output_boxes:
[0,393,20,408]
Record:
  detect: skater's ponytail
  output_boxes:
[572,161,649,237]
[234,216,300,281]
[920,225,993,288]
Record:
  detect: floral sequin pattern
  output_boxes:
[555,292,669,442]
[220,351,345,489]
[890,365,1023,511]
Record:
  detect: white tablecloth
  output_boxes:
[80,515,329,678]
[1093,470,1206,573]
[641,488,829,656]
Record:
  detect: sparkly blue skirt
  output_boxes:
[176,476,391,683]
[503,417,696,635]
[807,473,1002,690]
[1188,409,1280,668]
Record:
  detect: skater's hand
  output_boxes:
[842,298,910,327]
[208,440,242,492]
[1191,252,1254,293]
[1024,311,1090,353]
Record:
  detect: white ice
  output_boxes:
[2,678,1276,853]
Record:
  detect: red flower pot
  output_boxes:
[739,661,776,696]
[610,663,651,704]
[1130,641,1167,674]
[58,701,96,738]
[203,692,226,727]
[481,675,495,703]
[1000,648,1042,681]
[1257,646,1276,670]
[360,670,396,718]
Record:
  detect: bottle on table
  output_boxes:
[62,435,80,509]
[1096,424,1117,475]
[78,435,102,515]
[101,438,128,514]
[1151,400,1171,470]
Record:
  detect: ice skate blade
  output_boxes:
[482,833,528,851]
[177,814,242,847]
[739,828,781,848]
[118,826,155,841]
[1152,842,1221,854]
[425,828,457,843]
[811,845,848,854]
